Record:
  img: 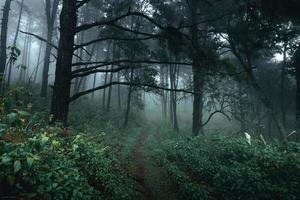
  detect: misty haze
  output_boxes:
[0,0,299,199]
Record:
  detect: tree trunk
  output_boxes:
[41,30,53,97]
[295,45,300,140]
[245,56,287,138]
[102,42,111,107]
[41,0,60,97]
[33,37,44,84]
[117,71,122,109]
[169,65,174,124]
[19,20,31,83]
[124,67,134,127]
[190,0,204,136]
[170,65,179,132]
[106,43,116,112]
[160,66,167,118]
[50,0,77,124]
[0,0,12,93]
[7,0,24,88]
[280,44,287,128]
[192,66,204,136]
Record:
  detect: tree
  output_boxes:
[0,0,13,93]
[41,0,60,97]
[6,0,24,88]
[50,0,77,123]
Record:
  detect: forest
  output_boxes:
[0,0,299,199]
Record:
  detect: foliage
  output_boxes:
[155,134,300,200]
[7,46,21,66]
[0,93,137,200]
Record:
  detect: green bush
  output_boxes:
[0,130,99,199]
[0,93,137,200]
[157,134,300,200]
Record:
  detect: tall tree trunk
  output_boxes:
[73,32,84,93]
[41,0,60,97]
[7,0,24,88]
[192,66,204,136]
[295,45,300,140]
[280,44,287,128]
[117,71,121,109]
[25,30,32,82]
[19,20,30,83]
[191,0,204,136]
[124,67,134,127]
[50,0,77,124]
[169,65,174,124]
[106,43,116,112]
[101,43,111,107]
[238,82,247,133]
[33,37,44,84]
[41,29,54,96]
[160,66,167,118]
[102,66,108,107]
[247,56,287,138]
[170,65,179,132]
[106,65,114,112]
[0,0,12,93]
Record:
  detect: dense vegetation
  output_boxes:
[0,0,300,199]
[0,89,299,199]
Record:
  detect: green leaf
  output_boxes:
[26,156,34,168]
[14,160,22,174]
[6,113,18,124]
[17,110,31,117]
[1,154,12,164]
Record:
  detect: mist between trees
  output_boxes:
[0,0,300,139]
[1,1,300,199]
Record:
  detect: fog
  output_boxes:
[0,0,299,199]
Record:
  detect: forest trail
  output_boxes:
[132,130,178,200]
[132,132,154,200]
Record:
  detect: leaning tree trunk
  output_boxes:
[246,56,287,138]
[0,0,12,93]
[50,0,77,124]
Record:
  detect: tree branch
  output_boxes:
[69,81,195,102]
[201,110,231,127]
[76,11,164,33]
[71,60,193,75]
[74,36,158,49]
[20,30,58,50]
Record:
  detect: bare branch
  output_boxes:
[71,60,193,75]
[201,110,231,127]
[20,30,58,50]
[70,81,195,102]
[74,36,158,49]
[76,11,164,33]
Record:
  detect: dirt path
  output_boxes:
[131,130,179,200]
[132,132,154,200]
